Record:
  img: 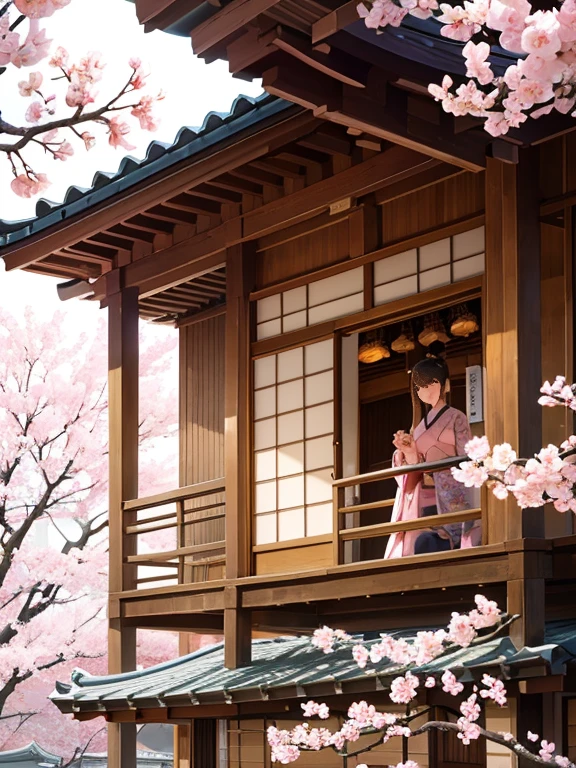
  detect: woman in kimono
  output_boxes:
[384,343,480,559]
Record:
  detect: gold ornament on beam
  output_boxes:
[450,304,480,338]
[358,331,390,363]
[418,312,450,347]
[391,323,416,353]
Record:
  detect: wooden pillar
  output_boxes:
[484,151,543,541]
[107,285,139,768]
[224,244,254,668]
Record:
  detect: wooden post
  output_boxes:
[224,243,254,668]
[484,151,545,647]
[108,285,139,768]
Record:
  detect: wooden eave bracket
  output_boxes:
[263,61,489,172]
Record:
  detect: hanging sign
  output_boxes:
[466,365,484,424]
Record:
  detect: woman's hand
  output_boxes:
[393,430,416,457]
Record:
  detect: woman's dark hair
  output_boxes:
[410,341,450,431]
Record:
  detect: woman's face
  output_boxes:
[415,379,442,406]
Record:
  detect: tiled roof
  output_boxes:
[0,741,61,765]
[0,93,295,250]
[51,620,576,715]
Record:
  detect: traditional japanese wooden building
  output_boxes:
[3,2,576,765]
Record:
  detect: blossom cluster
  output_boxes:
[2,0,163,197]
[357,0,576,136]
[313,594,501,664]
[270,597,575,768]
[453,379,576,512]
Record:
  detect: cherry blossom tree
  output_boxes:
[0,307,178,762]
[356,0,576,136]
[267,597,572,768]
[0,0,163,197]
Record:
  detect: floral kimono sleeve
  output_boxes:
[453,410,472,455]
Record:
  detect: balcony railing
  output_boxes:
[122,478,225,589]
[333,456,481,562]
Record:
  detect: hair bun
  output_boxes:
[426,340,446,359]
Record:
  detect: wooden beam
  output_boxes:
[191,0,282,56]
[311,0,360,44]
[108,286,139,768]
[243,144,433,238]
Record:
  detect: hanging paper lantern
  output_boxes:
[391,323,415,353]
[450,304,480,338]
[358,331,390,363]
[418,312,450,347]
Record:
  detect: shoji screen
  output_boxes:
[253,339,334,545]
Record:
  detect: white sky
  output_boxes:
[0,0,262,316]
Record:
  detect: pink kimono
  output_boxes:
[384,405,481,559]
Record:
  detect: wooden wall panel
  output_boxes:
[381,172,485,244]
[255,543,333,575]
[256,220,350,288]
[567,698,576,762]
[179,314,226,582]
[540,137,564,200]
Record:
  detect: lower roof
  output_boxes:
[51,620,576,716]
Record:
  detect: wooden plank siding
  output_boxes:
[179,313,227,585]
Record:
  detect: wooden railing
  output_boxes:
[333,456,481,562]
[122,478,226,589]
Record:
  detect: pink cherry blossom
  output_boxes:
[463,41,493,85]
[480,674,508,706]
[353,644,369,668]
[540,741,556,762]
[14,0,71,18]
[80,131,96,150]
[10,19,51,67]
[465,435,491,461]
[107,116,136,151]
[491,443,517,471]
[389,671,419,704]
[528,732,540,742]
[447,611,476,646]
[425,676,436,688]
[555,757,571,768]
[49,45,69,67]
[25,100,44,123]
[10,172,50,198]
[131,94,161,131]
[460,693,481,721]
[53,140,74,161]
[398,0,438,19]
[357,0,409,27]
[441,670,464,696]
[458,717,481,744]
[18,71,43,97]
[522,11,561,59]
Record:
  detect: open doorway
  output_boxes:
[348,298,483,562]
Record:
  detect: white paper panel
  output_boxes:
[255,513,276,545]
[308,292,363,325]
[255,480,276,514]
[277,379,304,414]
[278,441,304,477]
[306,468,333,504]
[374,275,418,306]
[374,250,417,285]
[254,355,276,390]
[305,402,334,438]
[283,311,307,333]
[277,347,303,382]
[305,339,333,374]
[254,386,276,420]
[283,286,307,314]
[419,238,450,270]
[255,449,276,482]
[305,370,334,407]
[278,474,305,509]
[453,226,485,260]
[305,435,333,471]
[257,318,281,340]
[419,265,451,292]
[254,417,276,451]
[278,409,304,444]
[306,503,333,536]
[308,267,363,306]
[257,294,281,323]
[453,253,485,280]
[278,508,305,540]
